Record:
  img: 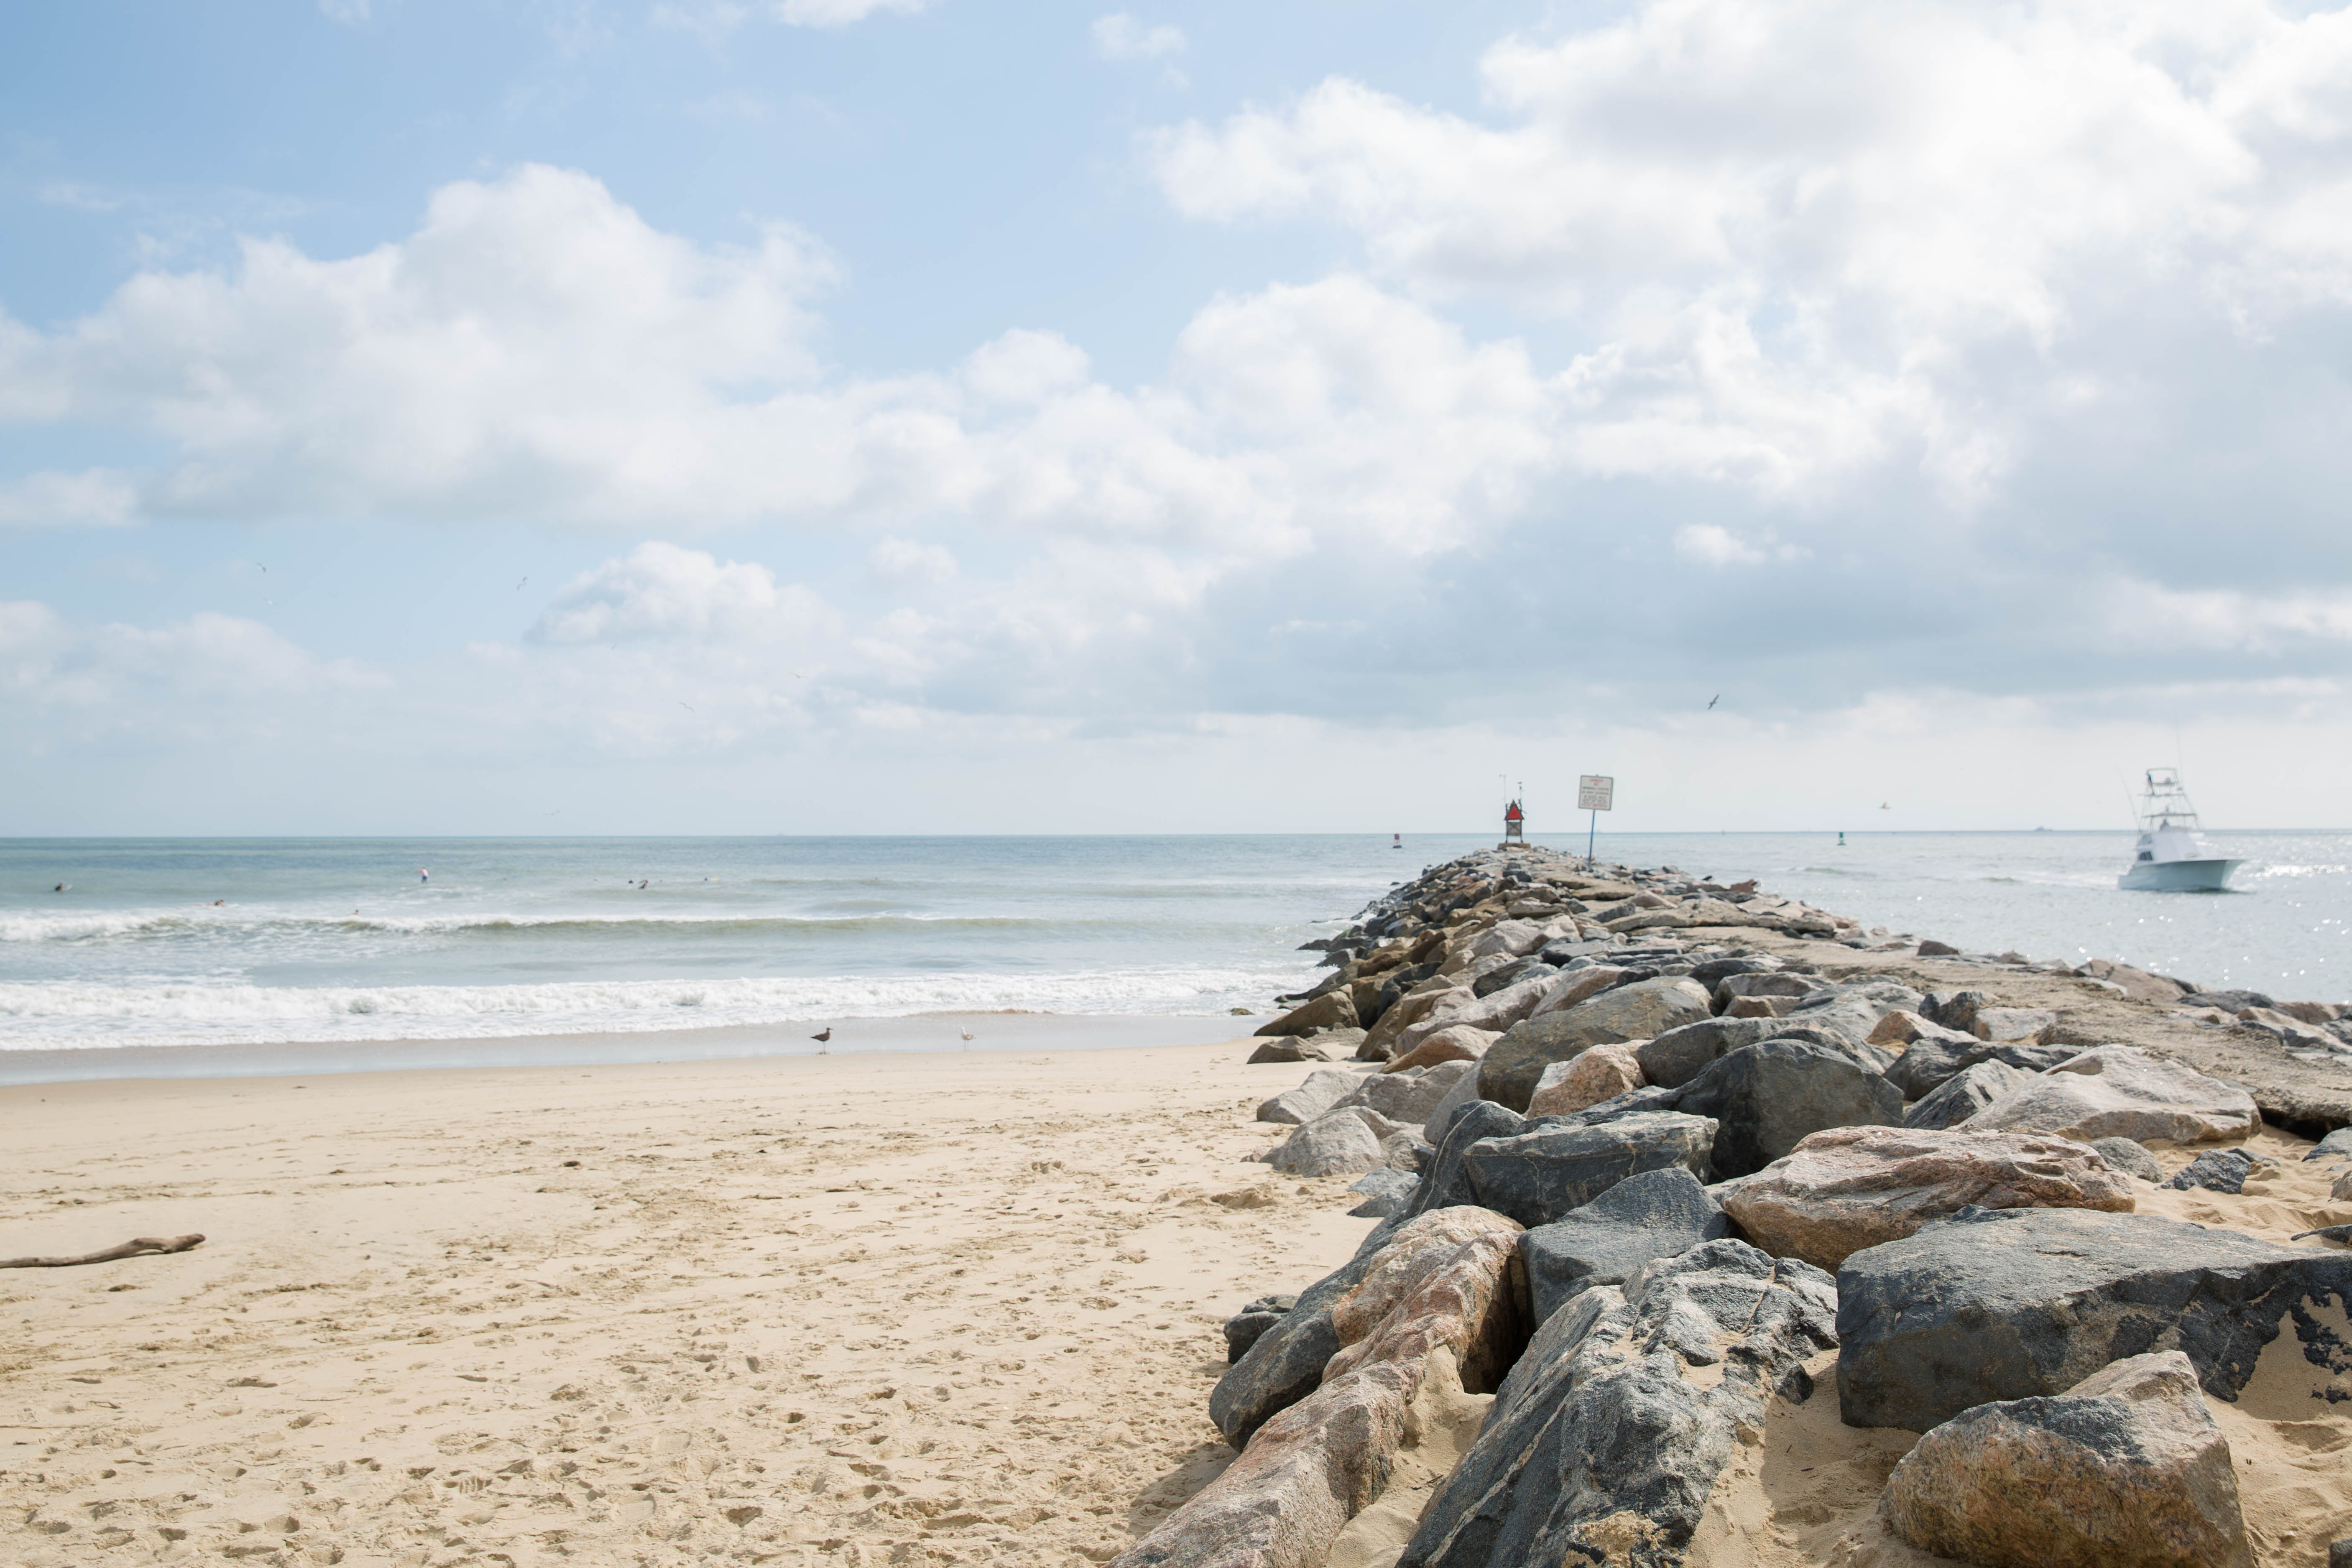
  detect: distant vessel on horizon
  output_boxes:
[2118,768,2242,892]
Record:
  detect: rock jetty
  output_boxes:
[1114,844,2352,1568]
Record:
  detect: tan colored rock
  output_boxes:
[1720,1125,2135,1270]
[2277,999,2343,1026]
[1868,1008,1978,1049]
[1880,1350,2250,1568]
[1724,994,1789,1019]
[1254,988,1359,1038]
[1973,1006,2058,1044]
[1362,985,1470,1059]
[1526,1042,1646,1116]
[2333,1167,2352,1203]
[1381,1024,1498,1075]
[1963,1045,2260,1144]
[1112,1209,1521,1568]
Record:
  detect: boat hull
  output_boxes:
[2118,858,2243,892]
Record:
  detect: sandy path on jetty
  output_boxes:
[0,1042,1369,1567]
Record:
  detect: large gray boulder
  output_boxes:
[2091,1135,2165,1182]
[1399,1240,1838,1568]
[1479,978,1712,1111]
[1880,1350,2251,1568]
[1887,1033,2081,1100]
[1458,1111,1719,1229]
[1634,1015,1783,1088]
[1256,1067,1362,1126]
[1517,1166,1728,1324]
[1903,1058,2030,1131]
[1836,1205,2352,1432]
[1961,1045,2261,1144]
[1402,1099,1527,1219]
[1672,1037,1905,1180]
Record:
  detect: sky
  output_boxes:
[3,0,2350,835]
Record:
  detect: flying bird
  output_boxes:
[680,701,695,712]
[516,577,528,590]
[1706,695,1719,710]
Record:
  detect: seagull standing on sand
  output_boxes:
[960,1028,974,1048]
[811,1027,832,1055]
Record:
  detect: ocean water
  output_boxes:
[1,831,2344,1061]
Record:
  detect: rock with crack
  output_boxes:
[1517,1166,1729,1325]
[1672,1037,1905,1181]
[1343,1060,1474,1124]
[1836,1205,2352,1431]
[1961,1045,2260,1145]
[1879,1350,2251,1568]
[1118,1209,1525,1568]
[1348,1167,1421,1218]
[2162,1147,2262,1194]
[1224,1295,1298,1364]
[1384,1025,1500,1074]
[1459,1111,1719,1229]
[1716,1125,2135,1272]
[1397,1239,1838,1568]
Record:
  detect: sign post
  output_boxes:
[1576,775,1614,867]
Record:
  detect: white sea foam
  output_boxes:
[0,908,1060,943]
[0,966,1282,1050]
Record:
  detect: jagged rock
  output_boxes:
[1248,1037,1334,1064]
[1402,1101,1528,1219]
[1479,978,1713,1111]
[1673,1037,1905,1181]
[1836,1205,2352,1432]
[1922,990,1992,1033]
[1398,1240,1838,1568]
[1918,939,1961,956]
[1422,1071,1489,1149]
[1348,1167,1421,1218]
[1256,1068,1363,1126]
[1962,1045,2261,1145]
[1689,956,1783,988]
[1458,1111,1718,1229]
[1363,984,1472,1060]
[1880,1350,2250,1568]
[1868,1008,1977,1049]
[2074,958,2195,1004]
[1471,957,1547,999]
[2181,988,2275,1014]
[1886,1032,2080,1100]
[1131,1210,1524,1568]
[1384,1024,1499,1073]
[1903,1058,2030,1131]
[1714,971,1814,1011]
[1254,988,1360,1038]
[2092,1136,2166,1182]
[1467,919,1548,962]
[1634,1015,1783,1089]
[2162,1148,2258,1194]
[1717,1126,2135,1271]
[1516,1166,1728,1324]
[1267,1111,1386,1178]
[2303,1128,2352,1162]
[1525,1042,1645,1116]
[1223,1295,1297,1364]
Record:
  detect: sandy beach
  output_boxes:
[0,1039,1370,1566]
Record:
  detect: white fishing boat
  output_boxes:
[2118,768,2242,892]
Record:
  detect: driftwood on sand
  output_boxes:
[0,1233,205,1269]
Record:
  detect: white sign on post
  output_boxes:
[1577,775,1615,812]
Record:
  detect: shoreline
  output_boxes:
[0,1010,1250,1088]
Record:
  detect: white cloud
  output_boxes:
[0,469,140,529]
[317,0,369,23]
[529,542,827,644]
[1093,14,1186,62]
[868,537,958,584]
[655,0,926,33]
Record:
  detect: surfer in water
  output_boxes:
[419,868,430,882]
